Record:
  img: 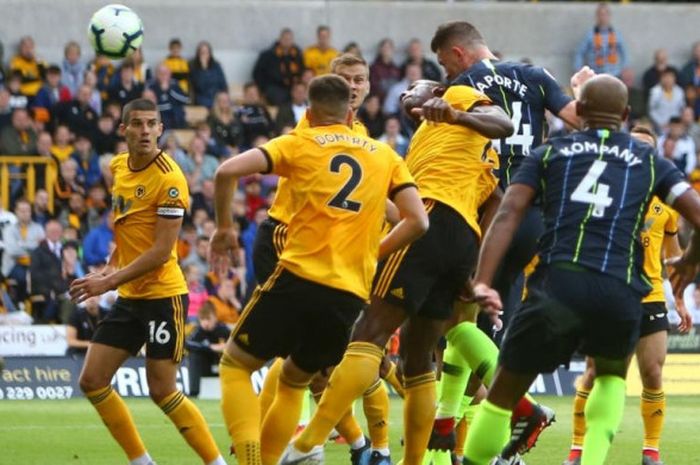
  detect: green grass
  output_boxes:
[2,396,700,464]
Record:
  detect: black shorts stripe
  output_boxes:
[171,296,183,362]
[374,245,411,298]
[273,223,288,256]
[231,266,284,341]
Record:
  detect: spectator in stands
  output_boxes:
[343,42,363,58]
[54,159,85,211]
[9,36,46,100]
[86,184,109,229]
[383,62,422,116]
[185,302,229,397]
[684,286,700,324]
[642,48,678,96]
[0,88,12,130]
[131,48,151,84]
[31,65,71,124]
[304,25,339,76]
[182,237,210,284]
[253,28,304,105]
[34,131,53,187]
[93,114,120,155]
[149,63,188,130]
[620,68,646,125]
[50,125,75,162]
[679,41,700,90]
[54,84,99,142]
[192,179,215,219]
[195,121,229,158]
[71,135,101,188]
[98,153,114,190]
[401,38,441,82]
[82,210,114,268]
[29,219,66,322]
[61,41,86,98]
[91,54,115,99]
[180,136,218,193]
[206,275,241,326]
[378,116,409,157]
[58,192,89,238]
[190,41,227,108]
[162,132,188,168]
[649,68,686,131]
[236,82,275,147]
[0,107,37,155]
[241,206,267,292]
[66,295,105,356]
[357,94,385,138]
[208,91,242,155]
[32,189,53,226]
[243,177,266,220]
[1,199,44,305]
[6,72,28,111]
[0,40,5,87]
[83,70,103,116]
[370,38,401,104]
[574,2,626,77]
[184,262,209,321]
[164,38,190,94]
[659,116,696,176]
[275,81,307,130]
[682,105,700,149]
[107,60,144,107]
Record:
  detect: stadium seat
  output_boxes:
[171,129,196,149]
[184,105,209,127]
[229,83,245,105]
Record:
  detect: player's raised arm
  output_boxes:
[378,185,428,260]
[413,97,513,139]
[210,148,270,274]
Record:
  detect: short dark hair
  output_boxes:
[630,125,658,146]
[169,38,182,48]
[243,81,258,91]
[47,65,61,75]
[198,301,216,319]
[121,98,159,124]
[308,75,351,120]
[317,25,330,35]
[196,235,210,244]
[330,53,367,73]
[431,21,485,53]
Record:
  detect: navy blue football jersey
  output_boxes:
[513,128,689,294]
[452,59,572,187]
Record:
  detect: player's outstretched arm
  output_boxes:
[210,148,269,274]
[663,232,694,333]
[378,186,428,260]
[472,183,535,313]
[667,188,700,299]
[412,98,513,139]
[69,216,183,303]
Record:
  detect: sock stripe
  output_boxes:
[404,372,435,389]
[641,390,665,402]
[86,386,113,405]
[364,379,382,396]
[474,361,491,381]
[220,352,238,368]
[442,361,465,377]
[160,391,185,415]
[347,342,384,360]
[383,361,396,380]
[575,389,590,399]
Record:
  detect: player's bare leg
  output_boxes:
[79,343,153,465]
[636,331,667,464]
[289,297,406,459]
[146,358,225,465]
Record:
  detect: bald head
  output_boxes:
[577,74,629,129]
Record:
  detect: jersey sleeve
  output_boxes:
[443,85,492,111]
[510,144,547,190]
[387,152,417,200]
[156,171,190,219]
[532,67,572,115]
[260,135,296,177]
[653,157,691,206]
[665,207,680,235]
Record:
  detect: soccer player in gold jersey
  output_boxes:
[69,98,226,465]
[210,74,428,465]
[255,53,402,465]
[283,72,513,464]
[562,126,694,465]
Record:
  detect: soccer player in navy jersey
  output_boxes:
[425,20,594,460]
[464,75,700,465]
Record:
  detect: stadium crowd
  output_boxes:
[2,12,700,331]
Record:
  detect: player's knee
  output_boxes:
[147,382,176,404]
[79,371,109,393]
[639,361,663,390]
[400,349,432,377]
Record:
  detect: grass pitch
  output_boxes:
[3,396,700,464]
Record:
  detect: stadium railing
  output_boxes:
[0,156,57,213]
